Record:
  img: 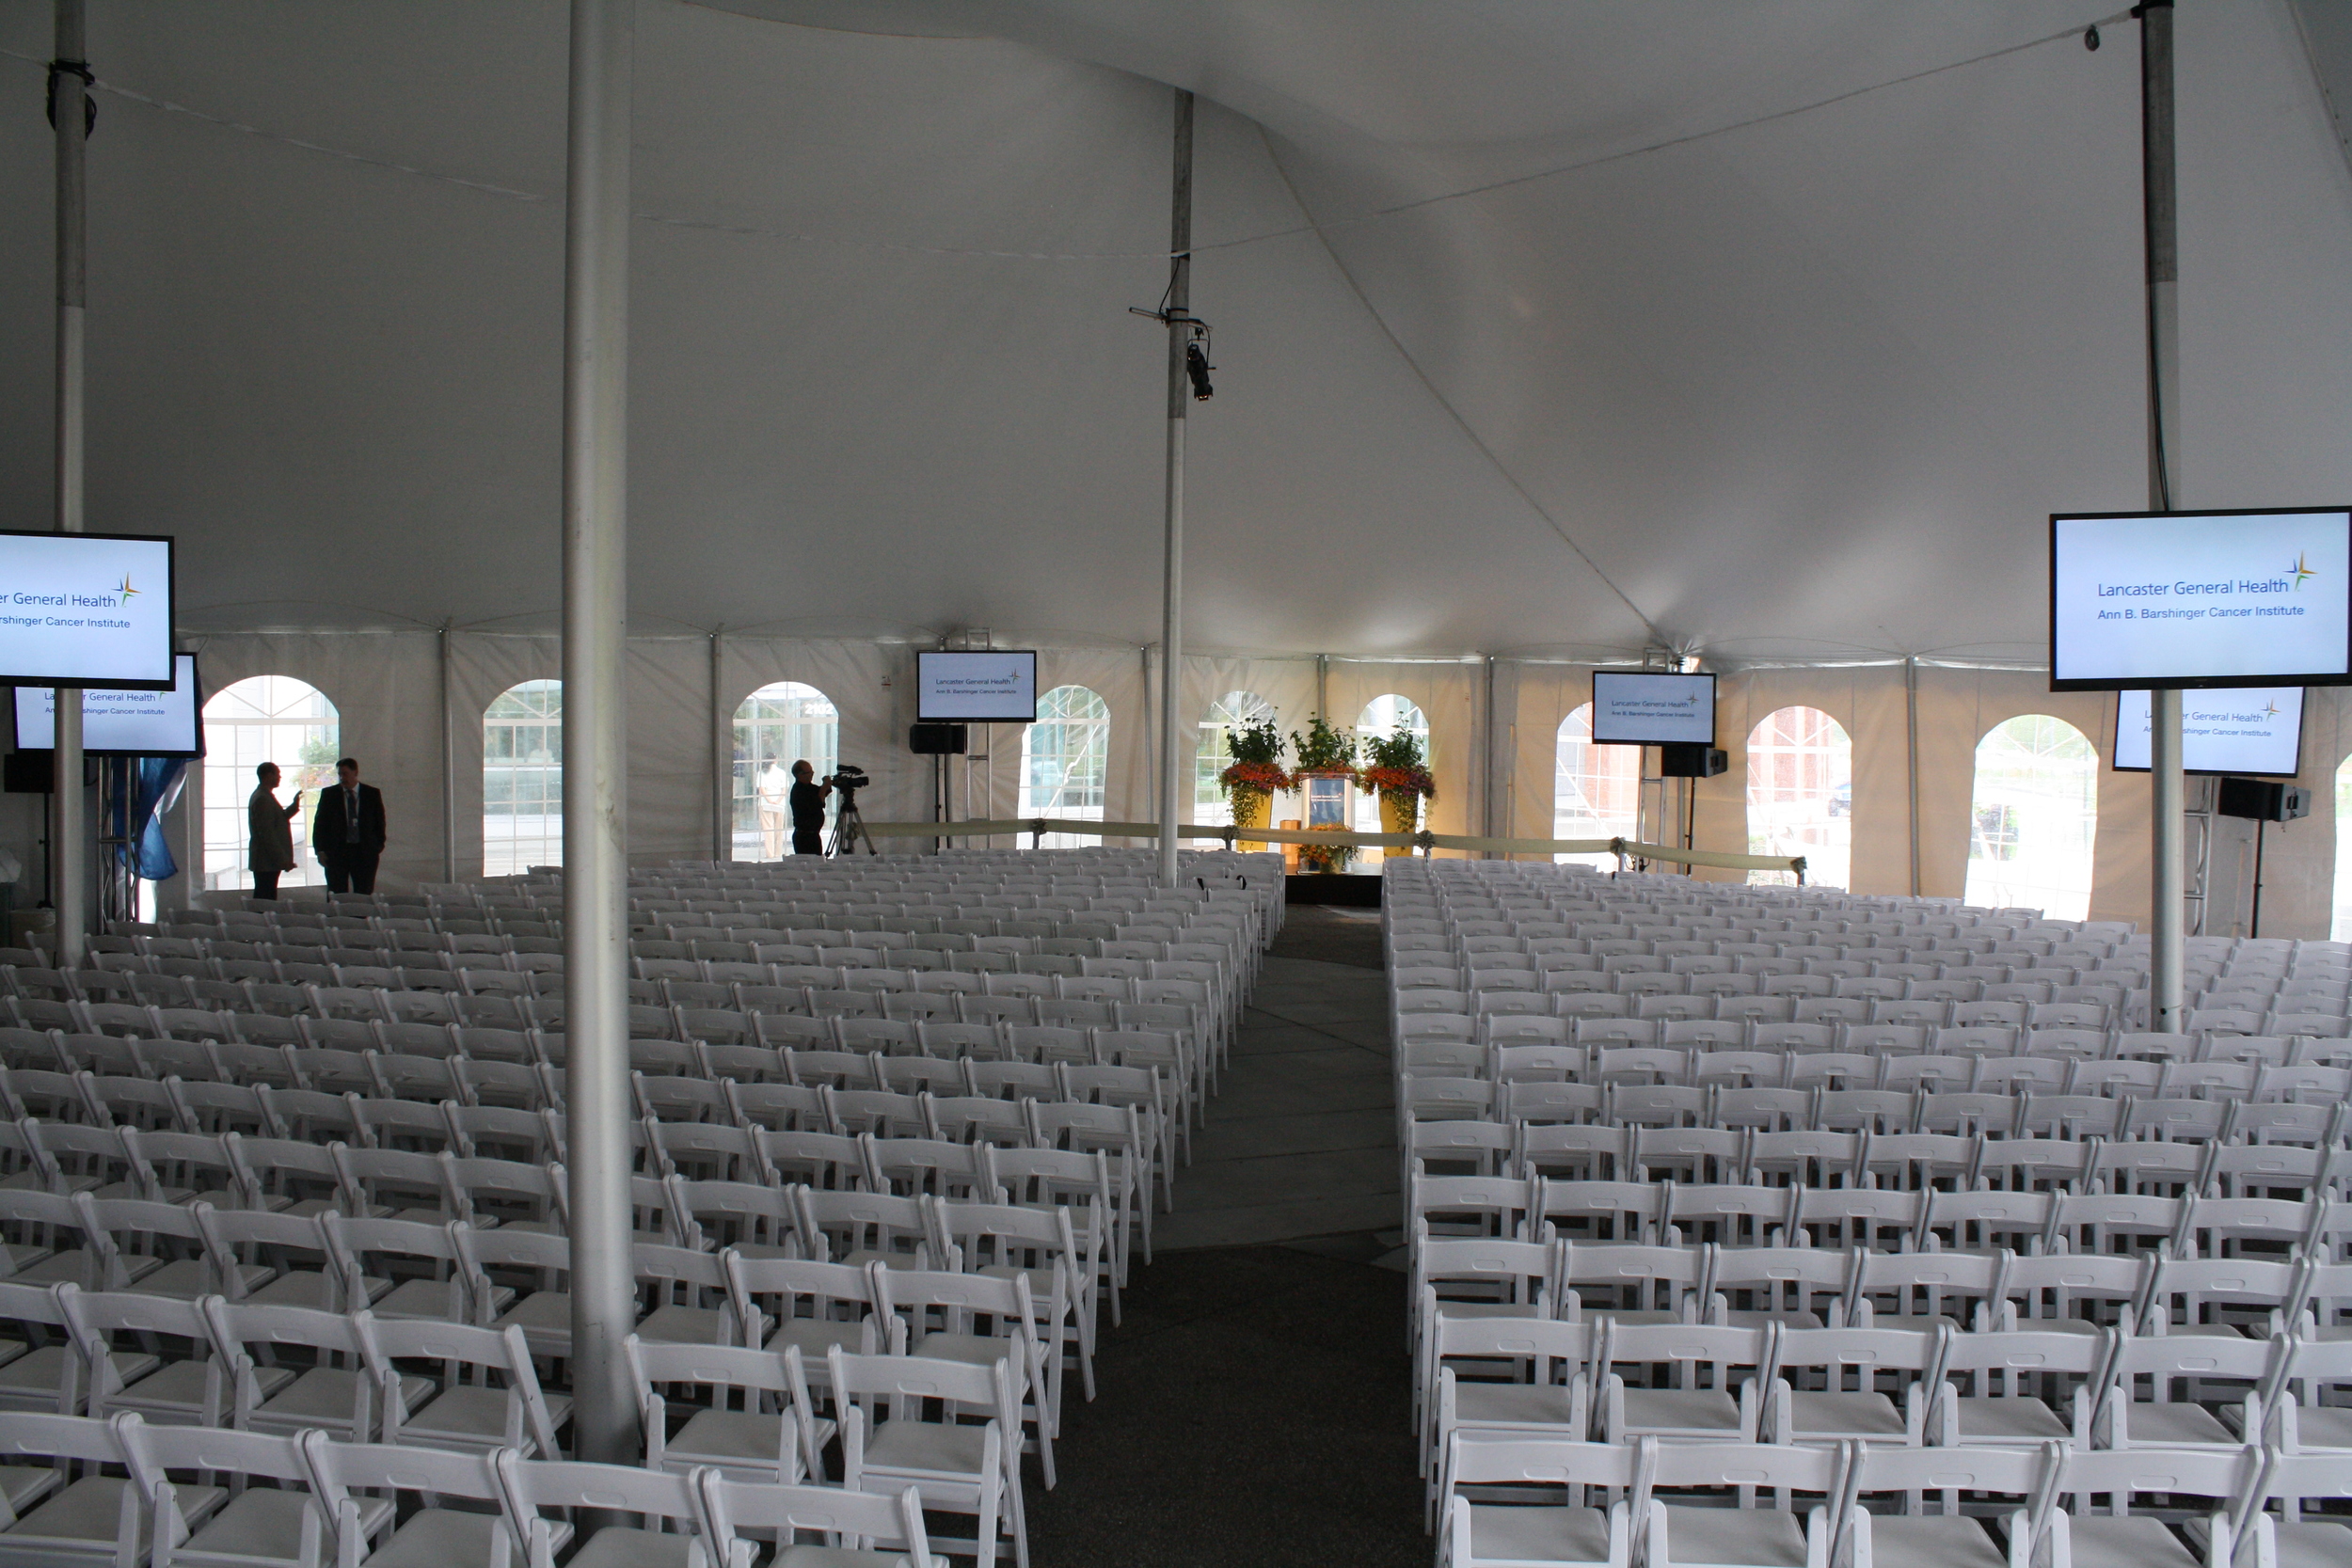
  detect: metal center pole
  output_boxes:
[2141,0,2185,1032]
[1157,90,1193,887]
[51,0,88,968]
[562,0,637,1465]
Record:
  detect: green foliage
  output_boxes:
[1228,719,1284,768]
[1290,714,1357,773]
[1365,730,1423,771]
[298,735,339,767]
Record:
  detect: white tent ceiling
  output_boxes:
[1,1,2348,662]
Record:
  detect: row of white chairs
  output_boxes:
[0,1403,947,1566]
[1404,1076,2352,1146]
[1410,1118,2352,1198]
[1434,1432,2345,1568]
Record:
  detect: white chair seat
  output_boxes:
[248,1367,432,1436]
[0,1345,133,1408]
[0,1463,58,1515]
[636,1304,727,1345]
[1619,1388,1740,1434]
[910,1332,1018,1370]
[865,1418,991,1475]
[245,1270,390,1310]
[767,1318,865,1363]
[123,1259,274,1300]
[569,1527,704,1568]
[2290,1406,2352,1448]
[359,1507,531,1568]
[1950,1397,2068,1442]
[179,1486,389,1566]
[2062,1516,2201,1568]
[1786,1389,1905,1439]
[1453,1384,1583,1429]
[1860,1514,2007,1568]
[0,1243,52,1275]
[664,1408,833,1479]
[113,1356,291,1419]
[1466,1502,1614,1564]
[2120,1402,2236,1448]
[372,1277,507,1322]
[2274,1521,2352,1568]
[1,1475,221,1560]
[492,1291,572,1354]
[1658,1503,1809,1568]
[401,1386,573,1450]
[9,1251,161,1288]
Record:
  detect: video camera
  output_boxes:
[829,766,869,794]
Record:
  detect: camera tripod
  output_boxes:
[827,788,877,856]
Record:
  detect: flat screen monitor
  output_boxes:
[915,650,1038,723]
[0,531,175,689]
[13,653,203,758]
[2112,686,2304,777]
[1590,671,1717,745]
[2049,508,2352,690]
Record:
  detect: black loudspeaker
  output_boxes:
[908,723,969,756]
[3,752,95,793]
[2217,777,2311,823]
[1659,744,1728,778]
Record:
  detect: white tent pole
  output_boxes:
[439,621,456,883]
[2142,0,2185,1032]
[709,628,726,863]
[50,0,88,968]
[1156,89,1193,887]
[561,0,637,1465]
[1905,656,1921,896]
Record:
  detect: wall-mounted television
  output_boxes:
[0,531,176,689]
[13,652,203,758]
[1591,671,1716,745]
[915,650,1038,723]
[2049,508,2352,690]
[2111,685,2304,778]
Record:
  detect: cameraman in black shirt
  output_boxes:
[787,760,832,856]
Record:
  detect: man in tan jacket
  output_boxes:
[247,762,299,899]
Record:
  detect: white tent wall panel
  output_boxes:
[186,631,452,893]
[1322,659,1482,841]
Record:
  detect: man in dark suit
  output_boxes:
[311,756,388,894]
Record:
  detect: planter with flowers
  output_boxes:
[1360,731,1437,859]
[1217,719,1292,853]
[1289,714,1360,872]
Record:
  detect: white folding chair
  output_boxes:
[491,1451,714,1568]
[628,1334,829,1486]
[829,1346,1027,1568]
[693,1472,934,1568]
[1642,1437,1843,1568]
[297,1430,531,1568]
[0,1410,185,1568]
[1436,1435,1633,1568]
[366,1317,568,1458]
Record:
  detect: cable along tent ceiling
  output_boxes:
[1,0,2350,664]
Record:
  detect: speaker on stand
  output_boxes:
[2216,777,2311,936]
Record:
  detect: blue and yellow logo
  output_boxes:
[2289,553,2318,590]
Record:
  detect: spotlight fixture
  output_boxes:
[1185,339,1215,401]
[2085,24,2101,50]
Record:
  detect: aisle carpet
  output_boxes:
[1020,902,1422,1565]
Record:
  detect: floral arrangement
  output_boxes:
[1290,714,1358,777]
[1361,730,1436,800]
[1296,826,1358,872]
[1218,719,1292,806]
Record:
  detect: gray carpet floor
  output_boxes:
[1020,905,1423,1566]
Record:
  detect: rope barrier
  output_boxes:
[852,818,1807,878]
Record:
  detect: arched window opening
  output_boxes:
[1554,703,1641,870]
[1022,685,1109,848]
[1746,705,1852,888]
[1353,694,1431,835]
[1195,690,1275,827]
[485,680,561,877]
[733,682,837,861]
[1963,714,2098,919]
[202,677,339,893]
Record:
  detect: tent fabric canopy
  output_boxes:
[5,1,2351,662]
